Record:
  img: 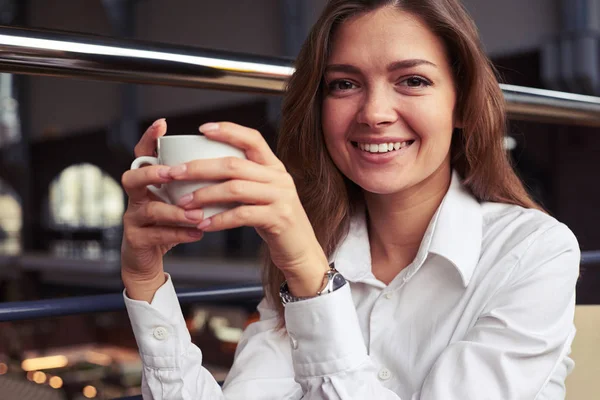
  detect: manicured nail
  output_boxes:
[185,209,204,221]
[157,167,171,179]
[197,219,212,230]
[177,193,194,206]
[199,123,219,133]
[152,118,165,128]
[188,230,204,238]
[170,164,187,176]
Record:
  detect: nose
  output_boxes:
[356,86,398,129]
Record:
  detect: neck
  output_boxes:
[364,163,451,269]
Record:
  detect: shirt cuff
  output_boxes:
[284,283,368,378]
[123,273,192,369]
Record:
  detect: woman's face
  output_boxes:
[322,7,458,195]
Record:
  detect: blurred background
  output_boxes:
[0,0,598,399]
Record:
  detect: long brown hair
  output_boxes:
[264,0,541,320]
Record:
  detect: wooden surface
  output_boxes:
[566,305,600,399]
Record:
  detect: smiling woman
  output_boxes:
[120,0,580,399]
[322,9,457,196]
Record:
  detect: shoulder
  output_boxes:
[481,202,578,253]
[478,202,580,283]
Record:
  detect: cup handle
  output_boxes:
[130,156,172,204]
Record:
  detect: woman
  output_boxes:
[120,0,580,399]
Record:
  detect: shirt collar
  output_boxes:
[331,171,482,287]
[329,205,373,283]
[427,171,482,286]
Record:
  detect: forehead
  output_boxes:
[328,7,448,67]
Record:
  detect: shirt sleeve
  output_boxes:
[284,282,402,399]
[284,223,580,400]
[416,222,579,400]
[124,274,303,400]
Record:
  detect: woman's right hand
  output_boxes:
[120,118,206,302]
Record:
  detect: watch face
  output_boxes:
[332,273,347,290]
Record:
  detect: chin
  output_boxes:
[352,176,412,195]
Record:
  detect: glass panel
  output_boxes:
[0,181,21,255]
[49,163,124,229]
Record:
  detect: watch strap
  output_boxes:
[279,264,346,305]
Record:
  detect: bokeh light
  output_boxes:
[83,385,97,398]
[49,376,63,389]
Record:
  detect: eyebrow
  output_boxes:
[325,59,438,74]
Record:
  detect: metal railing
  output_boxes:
[1,25,600,126]
[0,284,263,322]
[1,252,599,322]
[0,24,599,400]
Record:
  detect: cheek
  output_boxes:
[321,99,356,155]
[322,99,353,139]
[403,97,455,149]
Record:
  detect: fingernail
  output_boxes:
[152,118,165,128]
[188,230,204,238]
[185,209,204,221]
[197,219,212,230]
[177,193,194,206]
[199,123,219,133]
[158,167,171,179]
[170,164,187,176]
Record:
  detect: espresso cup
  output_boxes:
[130,135,246,219]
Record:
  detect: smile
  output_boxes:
[352,140,415,153]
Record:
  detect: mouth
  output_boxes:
[351,140,415,153]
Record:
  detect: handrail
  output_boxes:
[581,250,600,265]
[0,284,263,322]
[0,25,600,126]
[0,249,598,322]
[0,25,293,94]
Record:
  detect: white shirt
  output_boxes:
[124,172,580,399]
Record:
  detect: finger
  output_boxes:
[197,205,272,232]
[199,122,284,169]
[132,200,205,227]
[124,225,204,249]
[122,165,172,203]
[134,118,167,158]
[170,156,282,183]
[178,180,279,209]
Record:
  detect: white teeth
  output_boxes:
[356,140,412,153]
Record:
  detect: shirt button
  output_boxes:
[378,368,392,381]
[153,326,169,341]
[384,292,393,299]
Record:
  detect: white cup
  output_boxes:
[130,135,246,218]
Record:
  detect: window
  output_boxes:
[0,181,21,255]
[49,164,124,229]
[48,164,124,260]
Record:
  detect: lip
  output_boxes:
[350,137,415,145]
[351,140,414,165]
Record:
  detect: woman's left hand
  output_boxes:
[169,122,330,296]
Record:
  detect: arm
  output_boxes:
[121,120,325,399]
[124,274,303,400]
[284,223,579,400]
[416,223,579,399]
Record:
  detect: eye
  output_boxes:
[399,76,432,88]
[327,79,357,92]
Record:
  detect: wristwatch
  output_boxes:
[279,265,347,305]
